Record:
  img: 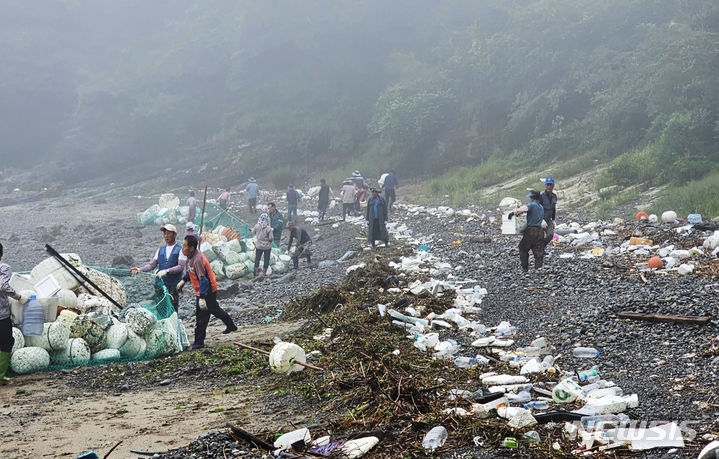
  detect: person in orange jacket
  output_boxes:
[177,235,237,349]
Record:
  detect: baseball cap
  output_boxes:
[160,224,177,233]
[545,177,554,185]
[527,190,540,200]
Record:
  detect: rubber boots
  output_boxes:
[254,267,259,277]
[0,351,11,384]
[262,268,267,276]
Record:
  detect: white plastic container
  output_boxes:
[422,426,448,453]
[34,274,61,297]
[273,427,311,450]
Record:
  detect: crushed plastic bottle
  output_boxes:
[422,426,448,452]
[523,431,540,443]
[573,347,600,358]
[585,386,623,399]
[454,356,487,368]
[413,332,439,351]
[580,413,630,429]
[507,391,532,403]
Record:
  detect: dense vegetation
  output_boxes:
[1,1,717,192]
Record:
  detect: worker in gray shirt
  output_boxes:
[1,243,29,383]
[539,177,558,245]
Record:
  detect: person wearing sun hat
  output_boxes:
[131,223,187,311]
[512,190,545,272]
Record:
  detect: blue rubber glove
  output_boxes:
[199,277,211,298]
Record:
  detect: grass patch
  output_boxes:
[593,187,643,220]
[424,153,532,205]
[649,172,719,218]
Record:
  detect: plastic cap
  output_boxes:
[29,295,37,300]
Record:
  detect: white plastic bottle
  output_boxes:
[573,347,600,358]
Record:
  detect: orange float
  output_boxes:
[647,256,663,269]
[635,211,649,221]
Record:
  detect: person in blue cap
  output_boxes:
[509,190,545,272]
[539,177,558,245]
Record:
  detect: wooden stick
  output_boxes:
[618,311,711,325]
[226,423,274,451]
[103,441,123,459]
[198,185,208,235]
[233,342,324,371]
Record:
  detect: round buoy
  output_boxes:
[635,211,649,221]
[647,256,663,269]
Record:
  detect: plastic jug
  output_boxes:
[22,296,44,336]
[422,426,447,452]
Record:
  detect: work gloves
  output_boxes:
[176,280,185,292]
[130,267,139,275]
[156,269,168,279]
[198,298,208,310]
[17,294,29,304]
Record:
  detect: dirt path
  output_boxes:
[1,320,303,459]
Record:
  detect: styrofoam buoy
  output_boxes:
[269,342,306,374]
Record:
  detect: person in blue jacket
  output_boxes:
[511,190,545,272]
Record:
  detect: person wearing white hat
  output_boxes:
[131,223,187,312]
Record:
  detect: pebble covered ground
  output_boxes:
[1,183,717,458]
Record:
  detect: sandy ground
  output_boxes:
[1,320,302,458]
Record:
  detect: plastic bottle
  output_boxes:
[585,386,623,399]
[523,400,550,410]
[578,367,600,381]
[573,347,600,358]
[580,413,630,429]
[22,295,45,336]
[531,337,547,349]
[507,390,531,403]
[454,357,478,368]
[496,325,519,337]
[422,426,448,452]
[502,437,518,448]
[523,431,540,443]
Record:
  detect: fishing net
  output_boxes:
[12,267,188,373]
[197,202,252,240]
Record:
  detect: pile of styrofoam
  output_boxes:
[200,224,290,279]
[7,254,188,373]
[136,193,191,226]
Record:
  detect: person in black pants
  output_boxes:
[177,235,237,349]
[287,221,313,269]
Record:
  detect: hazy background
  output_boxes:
[1,0,717,191]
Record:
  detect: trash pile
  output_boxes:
[545,213,719,276]
[8,254,187,374]
[199,225,291,279]
[136,193,193,226]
